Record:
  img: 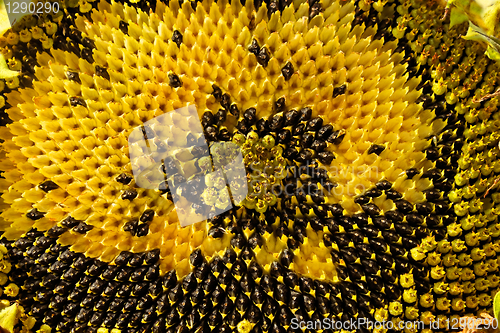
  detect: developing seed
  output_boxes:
[39,180,58,192]
[95,65,110,80]
[172,30,183,47]
[257,46,271,67]
[168,73,182,88]
[119,20,128,34]
[248,39,259,55]
[281,62,294,80]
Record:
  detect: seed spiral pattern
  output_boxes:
[0,0,499,332]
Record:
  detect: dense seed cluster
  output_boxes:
[1,0,500,332]
[7,226,394,333]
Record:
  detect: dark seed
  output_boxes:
[221,93,231,109]
[27,208,45,220]
[211,85,222,101]
[416,203,432,215]
[201,111,214,128]
[172,30,183,47]
[311,140,326,152]
[70,96,86,107]
[243,108,257,124]
[255,118,268,134]
[208,227,225,238]
[426,147,439,160]
[424,189,441,202]
[269,114,284,131]
[73,222,93,234]
[135,223,149,236]
[47,225,67,238]
[59,216,79,229]
[248,39,259,55]
[422,169,441,180]
[190,249,203,266]
[362,203,380,216]
[368,144,385,155]
[298,107,312,122]
[275,97,286,112]
[182,272,197,292]
[168,73,182,88]
[81,48,93,63]
[95,65,110,80]
[119,20,128,34]
[318,151,334,164]
[257,47,270,67]
[26,245,43,259]
[246,304,261,323]
[369,238,388,253]
[230,233,246,249]
[280,249,294,267]
[278,306,292,325]
[140,209,155,223]
[386,189,402,200]
[226,309,241,326]
[277,129,291,144]
[66,71,80,83]
[283,109,299,127]
[354,195,370,205]
[114,251,132,267]
[301,132,315,147]
[116,173,133,184]
[215,108,226,125]
[205,126,219,141]
[306,117,323,131]
[270,261,285,279]
[297,149,313,162]
[375,217,391,230]
[406,168,419,178]
[283,147,298,159]
[292,123,305,136]
[395,199,413,213]
[229,104,239,117]
[123,220,138,236]
[309,2,322,18]
[322,181,337,192]
[268,0,279,16]
[317,124,333,139]
[130,253,145,267]
[260,275,275,295]
[281,62,294,80]
[332,84,346,97]
[327,129,345,144]
[81,37,95,49]
[122,190,138,200]
[366,189,383,197]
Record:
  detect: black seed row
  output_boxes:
[5,226,380,333]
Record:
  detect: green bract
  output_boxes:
[447,0,500,61]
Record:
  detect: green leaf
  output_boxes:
[480,0,500,32]
[494,291,500,323]
[450,7,470,27]
[0,53,18,79]
[445,0,500,62]
[0,0,12,36]
[463,21,500,53]
[0,303,19,333]
[462,20,500,63]
[486,44,500,60]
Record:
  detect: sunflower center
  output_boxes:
[231,132,287,212]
